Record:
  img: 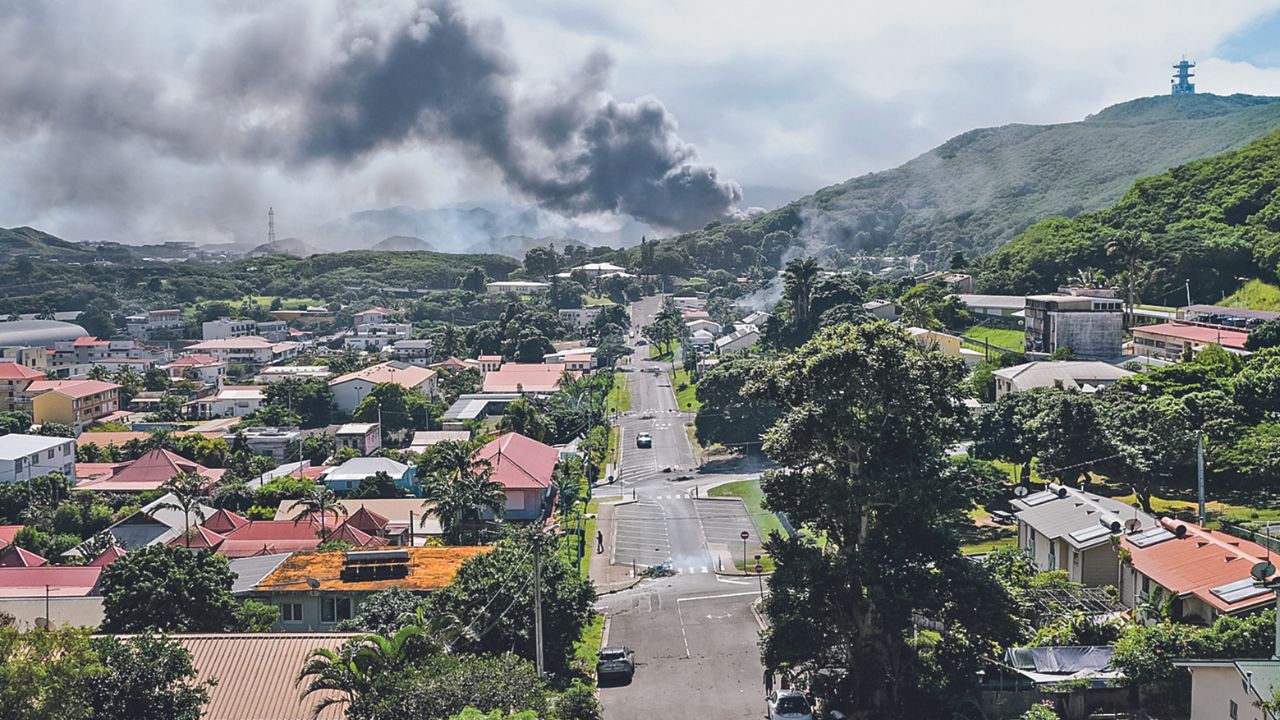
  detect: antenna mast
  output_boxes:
[268,207,276,245]
[1171,58,1196,95]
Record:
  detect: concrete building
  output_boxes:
[861,300,899,321]
[189,386,266,419]
[254,365,331,383]
[485,280,550,295]
[239,427,303,462]
[26,379,122,434]
[914,271,974,293]
[344,323,412,351]
[388,339,433,366]
[992,361,1134,400]
[0,346,48,370]
[0,363,45,413]
[1130,323,1249,361]
[328,361,438,415]
[352,307,394,327]
[335,423,381,456]
[715,326,760,355]
[558,307,603,328]
[323,457,415,494]
[1023,291,1124,358]
[906,327,971,359]
[185,337,300,367]
[125,309,184,340]
[0,434,75,484]
[1175,660,1280,720]
[202,318,288,342]
[162,354,228,386]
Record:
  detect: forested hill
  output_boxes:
[977,126,1280,301]
[619,94,1280,275]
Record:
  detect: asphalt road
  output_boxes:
[598,295,767,720]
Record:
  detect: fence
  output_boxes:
[1219,520,1280,554]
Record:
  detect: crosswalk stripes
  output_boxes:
[675,566,711,575]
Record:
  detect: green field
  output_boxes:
[962,326,1024,353]
[244,295,324,310]
[572,612,605,679]
[1219,279,1280,311]
[584,296,615,306]
[671,369,699,411]
[605,374,632,414]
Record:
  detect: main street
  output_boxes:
[597,295,767,720]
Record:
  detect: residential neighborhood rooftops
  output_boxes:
[0,363,45,380]
[255,547,489,593]
[1122,518,1279,615]
[164,354,224,367]
[0,525,22,548]
[476,432,559,491]
[1012,485,1153,551]
[481,363,573,393]
[0,566,102,597]
[76,448,223,492]
[228,553,293,595]
[1133,322,1249,350]
[324,457,410,482]
[187,337,300,352]
[0,433,72,460]
[272,498,444,536]
[25,379,120,398]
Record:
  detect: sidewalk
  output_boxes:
[587,498,645,594]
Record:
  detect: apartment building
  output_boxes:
[26,380,122,434]
[0,434,76,484]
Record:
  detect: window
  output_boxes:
[321,597,352,623]
[281,603,303,623]
[1230,699,1238,719]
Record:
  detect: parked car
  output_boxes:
[636,432,653,448]
[596,646,635,682]
[768,690,814,720]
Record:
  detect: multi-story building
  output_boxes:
[336,423,382,456]
[1130,324,1249,362]
[201,318,259,340]
[184,337,300,368]
[0,434,76,484]
[388,339,433,366]
[352,308,394,327]
[0,346,48,370]
[239,427,303,462]
[48,338,169,375]
[1023,290,1124,359]
[344,323,412,351]
[328,362,438,415]
[0,363,46,413]
[188,386,266,419]
[125,309,184,340]
[558,307,602,328]
[26,380,122,434]
[161,354,228,386]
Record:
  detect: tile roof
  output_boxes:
[216,519,325,558]
[1133,323,1250,350]
[76,448,220,492]
[168,634,357,720]
[26,379,120,399]
[0,525,23,548]
[272,499,444,536]
[475,432,559,491]
[0,566,102,597]
[72,336,110,347]
[167,526,228,550]
[326,523,386,548]
[202,508,249,534]
[328,360,436,389]
[256,547,489,593]
[1122,518,1279,615]
[0,363,45,380]
[481,364,573,393]
[0,546,47,567]
[89,545,127,567]
[342,506,389,533]
[165,354,223,367]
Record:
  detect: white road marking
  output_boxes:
[677,591,760,602]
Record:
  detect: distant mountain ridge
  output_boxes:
[636,93,1280,273]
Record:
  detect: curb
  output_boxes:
[595,576,646,595]
[750,596,768,630]
[605,498,638,567]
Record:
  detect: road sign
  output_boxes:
[754,563,764,574]
[740,531,750,540]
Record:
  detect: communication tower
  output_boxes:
[268,207,276,244]
[1172,58,1196,95]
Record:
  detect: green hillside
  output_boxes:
[616,94,1280,275]
[978,127,1280,302]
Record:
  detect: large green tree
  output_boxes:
[693,358,780,450]
[100,545,240,632]
[264,378,336,428]
[353,382,437,439]
[85,634,212,720]
[745,321,1019,715]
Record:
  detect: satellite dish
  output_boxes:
[1253,561,1276,581]
[1013,486,1029,498]
[1124,518,1142,533]
[34,617,49,630]
[305,577,321,590]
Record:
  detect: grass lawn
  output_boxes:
[962,326,1024,353]
[1219,279,1280,311]
[671,368,699,411]
[584,295,615,306]
[243,295,323,310]
[605,374,632,414]
[708,479,786,540]
[648,344,674,361]
[607,426,621,466]
[572,612,605,680]
[579,497,601,579]
[961,532,1017,555]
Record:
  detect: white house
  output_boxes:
[558,307,602,328]
[352,307,394,327]
[685,319,722,336]
[328,361,438,415]
[162,354,227,386]
[715,326,760,355]
[125,309,184,340]
[992,361,1134,400]
[344,323,413,351]
[486,281,550,295]
[687,329,716,348]
[0,434,76,484]
[185,337,300,367]
[254,365,332,383]
[571,262,627,278]
[189,386,266,419]
[1175,660,1280,720]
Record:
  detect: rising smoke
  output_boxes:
[0,1,743,243]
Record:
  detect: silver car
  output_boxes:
[768,690,814,720]
[596,646,635,682]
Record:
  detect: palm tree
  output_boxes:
[439,323,461,358]
[423,458,505,545]
[289,486,346,539]
[782,256,820,326]
[87,365,112,381]
[297,642,375,719]
[150,471,209,548]
[1106,231,1150,327]
[550,456,584,512]
[497,397,550,441]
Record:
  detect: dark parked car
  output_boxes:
[597,646,635,681]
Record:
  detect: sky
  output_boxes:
[2,0,1280,247]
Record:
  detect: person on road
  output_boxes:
[597,529,605,554]
[763,669,773,698]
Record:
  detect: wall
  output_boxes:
[1053,312,1123,359]
[1187,665,1262,720]
[0,596,104,630]
[1080,544,1119,588]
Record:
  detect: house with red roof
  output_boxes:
[0,546,47,567]
[0,526,23,549]
[27,379,122,434]
[1121,518,1279,622]
[75,447,224,493]
[328,361,439,414]
[88,545,127,567]
[1131,323,1250,361]
[480,364,575,394]
[161,353,227,386]
[473,432,558,521]
[203,515,385,558]
[0,362,45,413]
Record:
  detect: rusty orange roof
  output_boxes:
[256,546,490,593]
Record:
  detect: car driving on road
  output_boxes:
[635,432,652,448]
[596,646,635,682]
[768,690,814,720]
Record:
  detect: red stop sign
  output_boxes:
[755,564,764,574]
[740,531,750,540]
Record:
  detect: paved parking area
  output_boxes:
[614,500,671,570]
[695,499,767,568]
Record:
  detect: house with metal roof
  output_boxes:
[0,433,75,484]
[75,447,224,493]
[322,456,416,495]
[992,361,1134,399]
[64,492,215,557]
[474,432,558,520]
[1120,518,1278,622]
[1012,484,1154,588]
[328,360,438,414]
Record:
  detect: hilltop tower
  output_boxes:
[1172,58,1196,95]
[268,207,276,245]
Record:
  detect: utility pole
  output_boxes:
[1197,433,1206,525]
[1185,279,1191,308]
[534,535,545,678]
